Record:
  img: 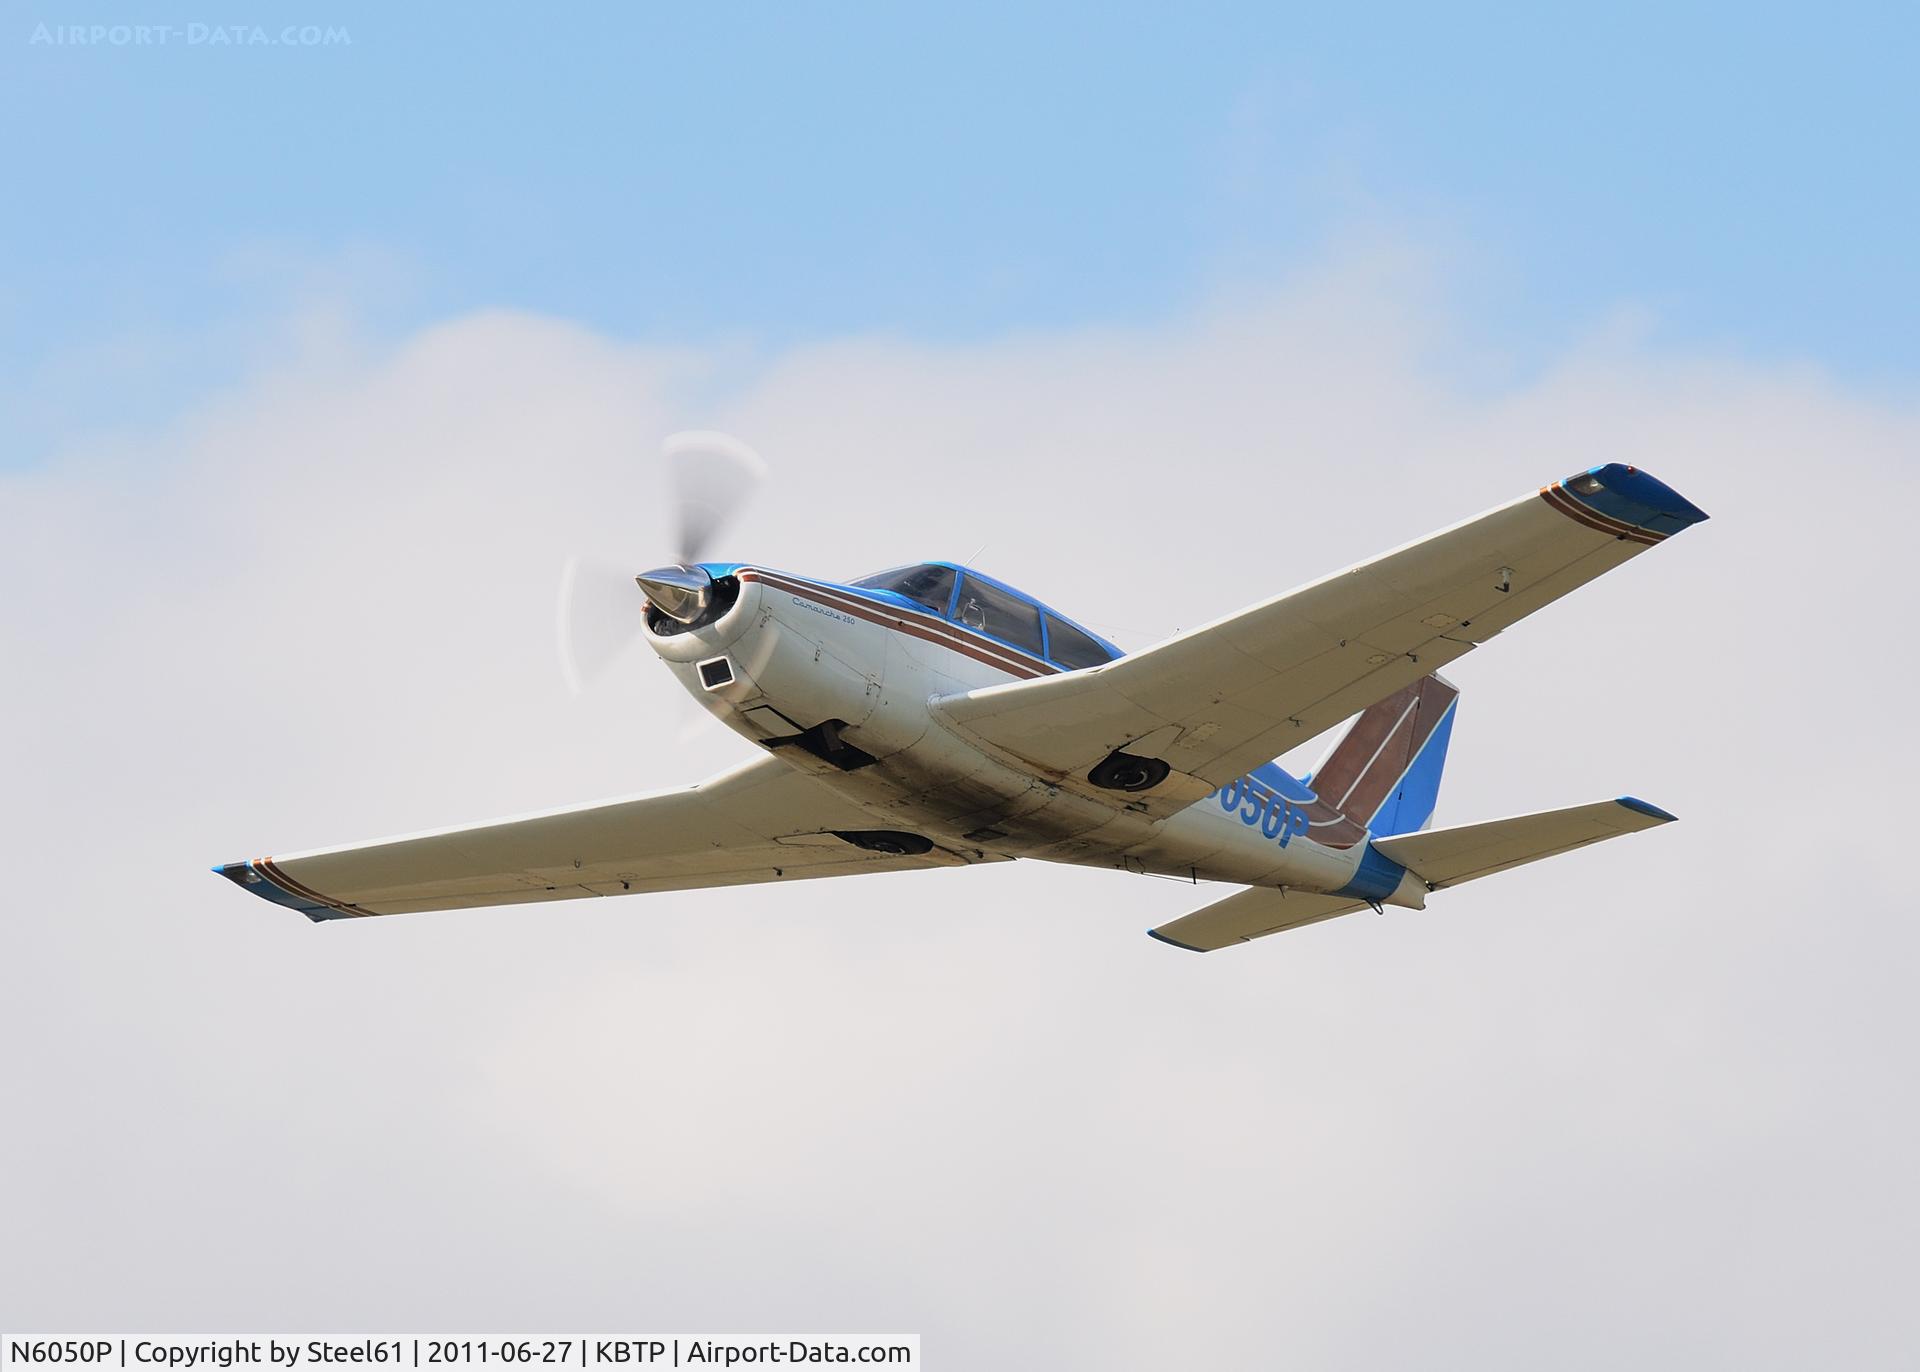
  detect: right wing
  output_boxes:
[215,753,1001,921]
[935,464,1706,817]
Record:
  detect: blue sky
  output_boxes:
[5,1,1917,463]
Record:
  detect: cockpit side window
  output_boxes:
[850,563,956,615]
[1044,615,1114,670]
[953,576,1045,657]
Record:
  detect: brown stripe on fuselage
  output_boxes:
[1539,483,1663,545]
[1303,809,1368,849]
[751,571,1054,675]
[743,570,1060,680]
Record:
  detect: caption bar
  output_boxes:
[1,1343,919,1371]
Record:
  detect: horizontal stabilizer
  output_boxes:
[1148,796,1676,953]
[1371,796,1676,889]
[1148,887,1373,952]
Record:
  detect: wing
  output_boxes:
[1371,797,1677,889]
[214,753,1002,921]
[933,464,1707,817]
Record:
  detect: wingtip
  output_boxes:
[1558,465,1709,538]
[1616,796,1679,823]
[1146,927,1209,953]
[211,857,347,922]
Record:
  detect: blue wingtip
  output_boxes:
[1572,464,1710,535]
[1146,928,1207,953]
[212,858,345,922]
[1616,796,1679,823]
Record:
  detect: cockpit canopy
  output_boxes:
[852,563,956,615]
[848,563,1119,670]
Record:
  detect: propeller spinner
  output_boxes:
[633,562,715,624]
[555,430,765,691]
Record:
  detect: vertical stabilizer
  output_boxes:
[1302,674,1458,842]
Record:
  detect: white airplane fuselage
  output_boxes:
[646,565,1428,909]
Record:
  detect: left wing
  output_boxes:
[215,753,1000,921]
[933,464,1706,817]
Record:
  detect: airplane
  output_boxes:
[214,450,1708,952]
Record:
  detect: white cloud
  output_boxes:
[4,251,1916,1365]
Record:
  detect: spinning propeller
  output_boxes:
[555,430,766,694]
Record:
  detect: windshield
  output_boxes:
[849,563,957,615]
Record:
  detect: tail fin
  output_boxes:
[1304,674,1458,840]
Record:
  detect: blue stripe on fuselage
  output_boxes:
[1333,843,1408,903]
[1249,761,1318,805]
